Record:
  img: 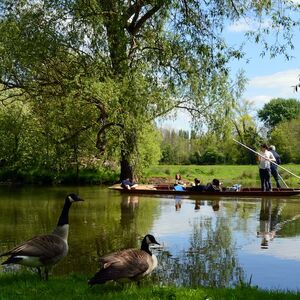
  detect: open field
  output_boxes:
[143,164,300,187]
[0,272,300,300]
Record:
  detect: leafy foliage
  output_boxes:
[270,118,300,163]
[0,1,299,180]
[258,98,300,130]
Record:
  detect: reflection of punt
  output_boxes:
[109,185,300,197]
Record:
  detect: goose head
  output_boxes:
[56,193,84,228]
[66,193,84,203]
[141,234,160,255]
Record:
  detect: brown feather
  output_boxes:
[3,234,67,265]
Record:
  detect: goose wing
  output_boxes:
[100,249,151,278]
[2,234,66,261]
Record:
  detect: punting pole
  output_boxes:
[278,173,289,188]
[233,138,300,180]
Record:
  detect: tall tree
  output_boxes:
[270,118,300,163]
[232,99,261,163]
[258,98,300,130]
[0,1,299,179]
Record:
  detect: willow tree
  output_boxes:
[0,1,299,180]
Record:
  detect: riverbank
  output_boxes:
[1,164,299,187]
[1,272,300,300]
[143,164,300,187]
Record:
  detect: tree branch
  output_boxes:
[127,4,162,35]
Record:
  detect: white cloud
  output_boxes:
[227,18,271,33]
[246,69,300,107]
[250,69,300,88]
[247,95,273,106]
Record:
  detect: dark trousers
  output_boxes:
[271,167,281,188]
[259,168,272,191]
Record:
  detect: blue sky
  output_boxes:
[159,11,300,131]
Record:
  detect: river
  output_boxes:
[0,185,300,290]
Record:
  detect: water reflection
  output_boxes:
[257,199,282,249]
[1,187,300,290]
[175,197,182,211]
[194,200,201,211]
[193,200,220,212]
[155,219,244,287]
[120,195,139,227]
[155,199,244,287]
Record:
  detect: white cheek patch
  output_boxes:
[146,236,151,244]
[68,196,74,202]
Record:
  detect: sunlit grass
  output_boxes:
[144,164,300,187]
[1,272,300,300]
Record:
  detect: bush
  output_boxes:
[200,149,224,164]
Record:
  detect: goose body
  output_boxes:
[0,194,83,279]
[88,234,160,286]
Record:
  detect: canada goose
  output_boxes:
[0,193,84,280]
[88,234,160,286]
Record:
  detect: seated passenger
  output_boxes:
[206,179,222,192]
[121,178,138,190]
[175,173,183,185]
[173,183,186,191]
[190,178,206,192]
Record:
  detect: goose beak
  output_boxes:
[151,238,160,246]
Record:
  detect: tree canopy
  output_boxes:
[0,1,300,180]
[258,98,300,130]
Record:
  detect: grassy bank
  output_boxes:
[143,164,300,187]
[0,272,299,300]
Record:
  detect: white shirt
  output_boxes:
[258,150,276,169]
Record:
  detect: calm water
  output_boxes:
[0,185,300,290]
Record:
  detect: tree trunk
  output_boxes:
[120,150,133,181]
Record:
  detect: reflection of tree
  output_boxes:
[153,217,244,287]
[120,195,139,228]
[92,194,160,264]
[0,187,159,276]
[119,195,140,248]
[268,200,300,238]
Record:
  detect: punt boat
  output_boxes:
[109,184,300,197]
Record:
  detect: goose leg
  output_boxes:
[45,266,53,280]
[36,267,42,279]
[45,267,49,281]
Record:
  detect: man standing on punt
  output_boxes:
[269,145,282,188]
[258,144,276,192]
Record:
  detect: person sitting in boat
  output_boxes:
[121,178,138,190]
[206,179,222,192]
[173,183,186,191]
[190,178,206,192]
[174,173,186,190]
[175,173,184,185]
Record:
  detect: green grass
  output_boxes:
[0,272,300,300]
[143,164,300,187]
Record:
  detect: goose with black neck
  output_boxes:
[0,193,84,280]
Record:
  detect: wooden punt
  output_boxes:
[109,185,300,197]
